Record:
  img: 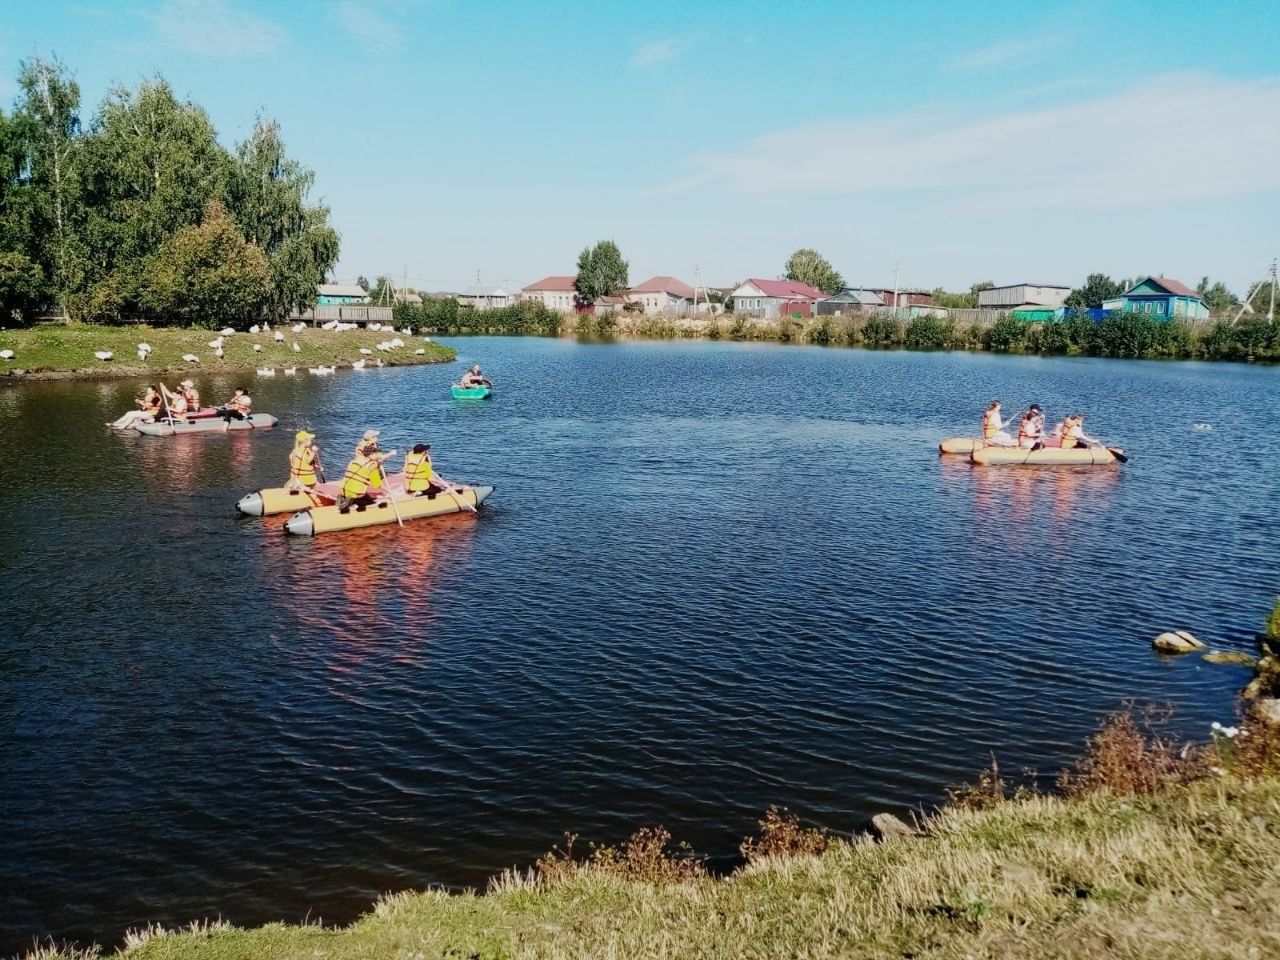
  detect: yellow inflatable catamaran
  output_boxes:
[236,475,405,516]
[284,484,494,536]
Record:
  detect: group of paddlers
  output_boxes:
[288,428,455,511]
[109,381,252,430]
[980,401,1101,450]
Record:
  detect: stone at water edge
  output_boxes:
[869,813,919,842]
[1153,630,1206,654]
[1201,650,1259,668]
[1254,699,1280,727]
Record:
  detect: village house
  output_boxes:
[459,284,517,310]
[861,288,934,309]
[977,283,1070,310]
[729,279,826,318]
[521,276,578,310]
[316,283,370,306]
[626,276,696,315]
[815,288,886,315]
[1109,276,1209,319]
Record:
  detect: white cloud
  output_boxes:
[331,1,401,52]
[145,0,287,56]
[949,34,1065,70]
[662,73,1280,211]
[631,37,689,68]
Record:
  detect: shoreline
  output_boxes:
[414,308,1280,364]
[20,701,1280,960]
[0,323,456,383]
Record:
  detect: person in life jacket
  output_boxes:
[286,430,323,490]
[353,428,381,457]
[108,385,163,429]
[402,443,443,497]
[179,379,200,411]
[219,388,252,421]
[336,442,387,511]
[1059,413,1100,450]
[1017,404,1044,449]
[161,383,190,422]
[459,364,492,388]
[981,400,1014,446]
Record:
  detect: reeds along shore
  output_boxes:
[417,304,1280,362]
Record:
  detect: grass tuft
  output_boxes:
[739,805,831,863]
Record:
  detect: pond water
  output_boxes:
[1,337,1276,953]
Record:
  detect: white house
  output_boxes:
[521,275,578,310]
[729,278,825,318]
[977,283,1071,309]
[626,276,696,315]
[459,284,516,310]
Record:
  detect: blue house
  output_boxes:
[316,283,370,306]
[1116,277,1209,319]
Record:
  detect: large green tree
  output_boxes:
[138,199,270,328]
[1065,274,1125,309]
[1196,276,1237,314]
[784,248,843,294]
[229,118,339,320]
[575,240,628,303]
[12,57,83,297]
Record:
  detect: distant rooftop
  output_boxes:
[523,275,577,292]
[317,283,368,298]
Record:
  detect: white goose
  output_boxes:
[219,327,235,336]
[352,358,367,370]
[252,344,262,353]
[273,330,285,342]
[414,348,425,356]
[292,322,306,333]
[256,367,275,377]
[182,354,200,363]
[0,349,14,360]
[248,324,261,334]
[358,347,372,355]
[283,366,297,376]
[291,342,301,353]
[94,350,113,361]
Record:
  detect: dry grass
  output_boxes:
[24,708,1280,960]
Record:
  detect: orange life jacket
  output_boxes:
[982,410,999,439]
[1018,415,1041,443]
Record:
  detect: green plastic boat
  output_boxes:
[451,383,492,400]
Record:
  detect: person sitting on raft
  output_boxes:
[336,441,388,511]
[286,430,323,491]
[403,443,446,497]
[160,383,190,422]
[1018,405,1045,450]
[218,388,252,421]
[459,364,492,388]
[179,379,200,411]
[981,400,1015,446]
[1059,413,1101,450]
[353,428,381,456]
[108,385,163,429]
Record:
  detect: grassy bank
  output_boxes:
[27,708,1280,960]
[0,323,454,380]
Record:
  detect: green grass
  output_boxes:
[0,323,454,379]
[26,770,1280,960]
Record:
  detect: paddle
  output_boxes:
[158,383,178,435]
[373,450,404,527]
[434,472,478,514]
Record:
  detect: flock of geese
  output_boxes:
[0,319,429,377]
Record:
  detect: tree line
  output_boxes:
[0,57,338,329]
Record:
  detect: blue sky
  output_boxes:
[3,0,1278,295]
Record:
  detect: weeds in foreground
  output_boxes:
[535,826,706,885]
[1057,706,1212,798]
[739,806,831,863]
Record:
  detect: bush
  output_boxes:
[1056,708,1209,798]
[536,827,705,885]
[987,314,1026,352]
[861,312,902,347]
[740,807,830,863]
[904,315,953,350]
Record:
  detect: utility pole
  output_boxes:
[892,262,901,318]
[1269,258,1277,325]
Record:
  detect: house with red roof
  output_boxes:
[521,275,578,311]
[1114,276,1209,319]
[626,276,696,315]
[729,278,826,318]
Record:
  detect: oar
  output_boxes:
[159,383,177,436]
[375,451,404,527]
[434,472,478,514]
